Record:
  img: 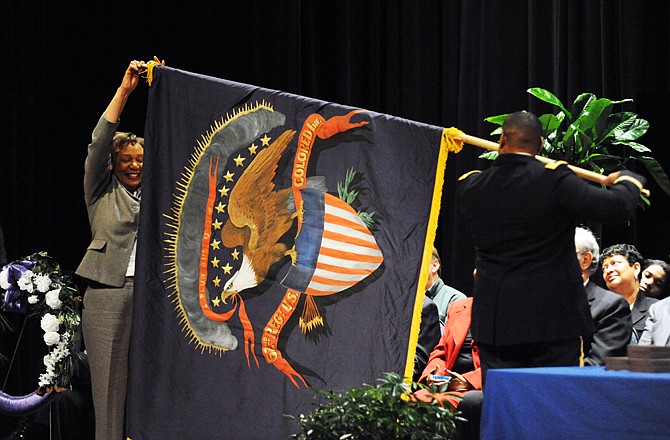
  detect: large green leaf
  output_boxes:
[579,98,612,137]
[610,98,634,106]
[484,113,510,126]
[575,131,594,160]
[615,118,649,141]
[570,93,596,125]
[479,150,499,160]
[599,112,637,144]
[538,113,563,138]
[612,140,652,153]
[593,103,613,144]
[635,156,670,198]
[528,88,571,117]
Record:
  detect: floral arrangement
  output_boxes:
[0,252,81,389]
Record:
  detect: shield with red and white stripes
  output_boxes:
[281,188,383,295]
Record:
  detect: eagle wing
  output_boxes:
[226,129,297,251]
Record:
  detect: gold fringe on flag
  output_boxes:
[402,127,460,383]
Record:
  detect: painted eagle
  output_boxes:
[220,129,298,300]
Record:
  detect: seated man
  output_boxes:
[412,296,441,382]
[425,247,466,331]
[601,244,658,344]
[575,227,632,365]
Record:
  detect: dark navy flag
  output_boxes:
[126,65,457,439]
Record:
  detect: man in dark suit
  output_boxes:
[413,296,441,382]
[575,227,632,365]
[458,111,645,384]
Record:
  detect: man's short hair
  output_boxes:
[575,227,600,276]
[601,243,644,278]
[431,246,442,278]
[503,111,542,153]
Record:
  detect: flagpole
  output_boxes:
[456,133,650,197]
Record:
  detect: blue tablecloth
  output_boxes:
[481,366,670,440]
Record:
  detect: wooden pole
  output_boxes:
[456,133,650,197]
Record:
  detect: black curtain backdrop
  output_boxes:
[2,0,670,397]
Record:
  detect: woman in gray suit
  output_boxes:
[76,59,152,440]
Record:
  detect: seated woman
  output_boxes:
[640,259,670,300]
[601,244,658,344]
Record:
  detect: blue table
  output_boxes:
[481,366,670,440]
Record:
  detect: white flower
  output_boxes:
[0,268,10,290]
[17,270,34,293]
[45,289,63,310]
[43,331,61,346]
[40,313,60,332]
[35,274,52,293]
[28,295,39,304]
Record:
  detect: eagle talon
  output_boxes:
[285,247,298,264]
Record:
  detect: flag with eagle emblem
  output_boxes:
[125,65,457,439]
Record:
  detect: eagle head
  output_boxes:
[221,253,259,302]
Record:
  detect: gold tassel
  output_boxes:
[143,60,160,86]
[442,127,465,154]
[299,295,324,333]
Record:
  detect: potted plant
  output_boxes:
[483,87,670,204]
[285,372,460,439]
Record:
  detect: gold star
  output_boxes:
[212,219,223,230]
[215,202,226,213]
[248,143,258,155]
[212,276,221,287]
[223,171,234,182]
[233,154,246,167]
[222,263,233,274]
[260,134,271,146]
[210,239,221,250]
[218,186,229,197]
[231,249,240,260]
[211,297,221,307]
[211,256,220,268]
